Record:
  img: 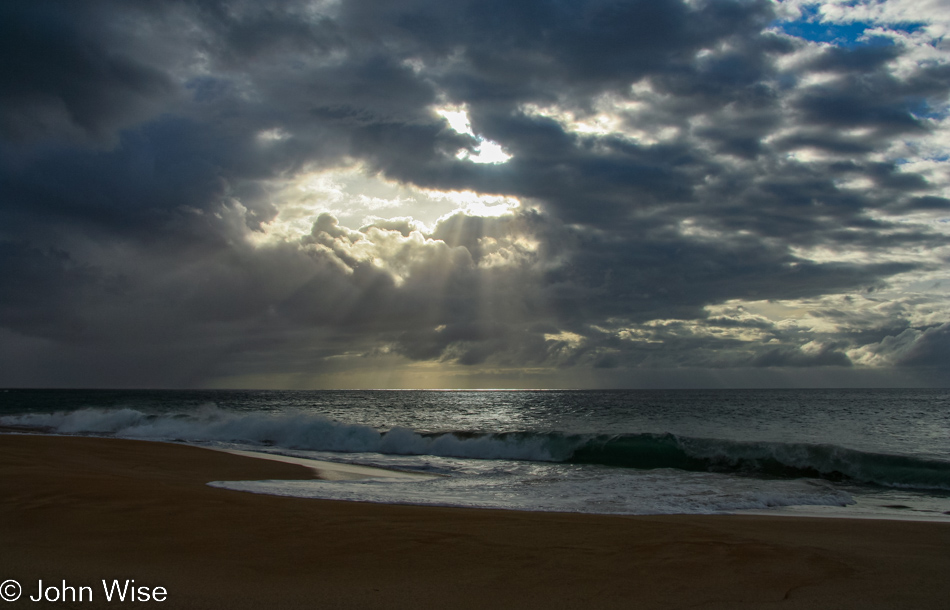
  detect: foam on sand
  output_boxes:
[218,449,437,481]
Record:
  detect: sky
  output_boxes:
[1,0,949,389]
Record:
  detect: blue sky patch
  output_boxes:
[776,4,926,48]
[905,97,949,121]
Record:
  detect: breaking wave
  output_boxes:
[4,406,950,491]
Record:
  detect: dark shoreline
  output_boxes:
[2,434,950,609]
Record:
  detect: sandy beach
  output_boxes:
[1,434,949,609]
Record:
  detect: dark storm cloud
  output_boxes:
[805,43,904,74]
[901,196,950,211]
[795,85,927,135]
[895,323,950,369]
[0,242,106,341]
[0,2,177,144]
[1,0,948,387]
[751,345,852,368]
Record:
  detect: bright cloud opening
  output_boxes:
[436,104,512,164]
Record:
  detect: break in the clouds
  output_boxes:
[1,0,949,388]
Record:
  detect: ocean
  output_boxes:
[2,388,949,520]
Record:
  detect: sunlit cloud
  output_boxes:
[455,140,512,164]
[249,165,522,246]
[256,128,291,143]
[435,105,474,136]
[436,104,512,164]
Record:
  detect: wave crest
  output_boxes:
[4,406,949,490]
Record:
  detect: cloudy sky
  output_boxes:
[1,0,949,389]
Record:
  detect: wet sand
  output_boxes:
[1,434,949,609]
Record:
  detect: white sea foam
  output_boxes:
[209,460,856,516]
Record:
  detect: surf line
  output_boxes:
[216,448,438,481]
